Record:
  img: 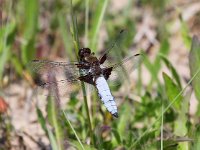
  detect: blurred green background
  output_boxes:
[1,0,200,149]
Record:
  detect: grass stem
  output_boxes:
[70,0,94,146]
[85,0,89,47]
[63,110,85,150]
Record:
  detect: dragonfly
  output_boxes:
[29,30,142,118]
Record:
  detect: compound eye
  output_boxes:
[78,48,85,57]
[78,48,91,57]
[85,48,91,54]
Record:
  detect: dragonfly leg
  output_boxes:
[76,63,90,69]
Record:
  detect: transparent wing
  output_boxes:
[102,53,143,89]
[111,53,142,70]
[97,29,142,90]
[29,60,81,82]
[28,60,83,98]
[99,29,132,66]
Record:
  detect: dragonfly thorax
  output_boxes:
[88,64,102,76]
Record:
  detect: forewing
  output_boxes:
[99,29,131,66]
[28,60,82,98]
[29,60,80,81]
[112,53,143,71]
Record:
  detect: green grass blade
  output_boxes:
[112,128,122,144]
[192,125,200,150]
[189,36,200,103]
[70,140,95,150]
[47,127,59,150]
[85,0,89,47]
[36,107,48,135]
[143,39,169,87]
[150,39,170,83]
[90,0,108,51]
[163,72,182,109]
[142,52,160,87]
[58,14,74,60]
[0,1,13,80]
[160,103,164,150]
[117,103,131,139]
[179,14,191,49]
[161,67,200,122]
[63,110,85,150]
[154,39,170,70]
[159,54,182,88]
[21,0,39,64]
[47,96,64,150]
[174,90,190,137]
[22,0,39,40]
[10,54,24,76]
[37,106,59,150]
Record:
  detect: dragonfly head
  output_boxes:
[79,48,91,58]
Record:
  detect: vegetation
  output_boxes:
[1,0,200,149]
